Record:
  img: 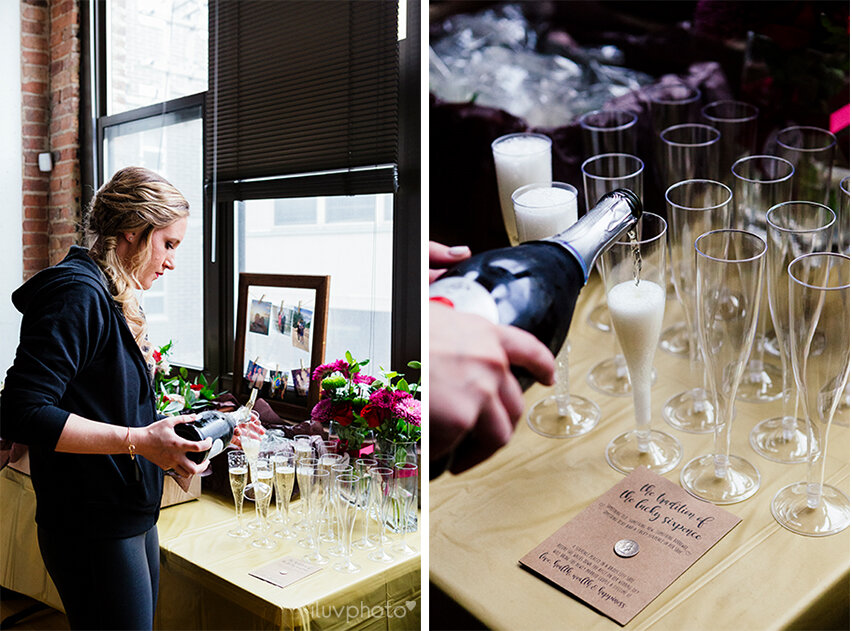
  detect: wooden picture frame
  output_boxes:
[233,273,330,420]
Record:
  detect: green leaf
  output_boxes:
[198,372,208,387]
[358,359,370,367]
[179,367,188,379]
[407,360,421,369]
[345,350,355,364]
[397,378,410,393]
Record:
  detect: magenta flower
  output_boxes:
[368,388,394,410]
[310,397,334,422]
[312,359,350,382]
[354,373,376,386]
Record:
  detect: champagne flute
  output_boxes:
[582,154,648,397]
[319,452,343,542]
[513,182,601,438]
[393,463,419,555]
[245,458,276,549]
[602,213,682,474]
[272,450,296,538]
[699,100,759,188]
[352,459,376,550]
[328,463,354,556]
[227,450,250,538]
[657,124,721,356]
[752,201,835,462]
[662,180,732,433]
[681,229,766,504]
[333,474,361,573]
[579,109,640,332]
[835,177,851,427]
[368,466,395,563]
[491,132,553,246]
[304,467,330,564]
[773,126,836,205]
[772,253,850,536]
[731,156,794,404]
[296,456,318,546]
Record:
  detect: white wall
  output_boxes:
[0,1,23,379]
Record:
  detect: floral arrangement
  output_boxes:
[153,341,221,415]
[309,352,421,450]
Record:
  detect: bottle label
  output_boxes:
[207,438,224,460]
[429,277,500,324]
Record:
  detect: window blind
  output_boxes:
[206,0,400,194]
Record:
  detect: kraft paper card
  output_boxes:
[250,556,321,589]
[519,467,741,625]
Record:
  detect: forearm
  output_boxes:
[54,413,136,455]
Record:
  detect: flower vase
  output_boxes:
[375,438,420,533]
[330,421,370,460]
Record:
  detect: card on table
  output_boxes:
[519,467,741,625]
[249,556,322,589]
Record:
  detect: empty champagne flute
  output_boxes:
[771,252,850,535]
[296,456,318,546]
[752,201,835,462]
[319,452,343,542]
[602,213,681,474]
[304,467,330,564]
[657,123,722,357]
[838,176,850,255]
[368,466,395,563]
[700,101,759,188]
[352,459,376,550]
[681,230,766,503]
[227,450,250,538]
[663,180,733,433]
[327,463,354,556]
[731,156,794,404]
[333,474,361,573]
[393,462,419,555]
[245,458,276,549]
[582,153,648,397]
[774,126,836,205]
[272,450,296,538]
[579,109,639,158]
[491,133,553,246]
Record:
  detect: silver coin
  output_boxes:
[614,539,639,558]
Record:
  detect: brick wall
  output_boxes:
[20,0,80,280]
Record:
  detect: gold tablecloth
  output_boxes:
[0,469,420,630]
[430,276,850,631]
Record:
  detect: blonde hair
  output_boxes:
[84,167,189,372]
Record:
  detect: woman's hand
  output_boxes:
[133,414,212,478]
[429,241,471,282]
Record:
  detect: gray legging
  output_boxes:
[37,525,159,630]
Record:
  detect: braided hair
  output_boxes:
[84,167,189,372]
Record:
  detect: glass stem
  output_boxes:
[713,392,734,479]
[555,339,572,416]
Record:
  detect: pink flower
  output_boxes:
[368,388,394,410]
[392,393,421,426]
[312,359,350,382]
[354,373,376,386]
[310,398,333,422]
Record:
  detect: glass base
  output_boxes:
[352,537,376,550]
[680,454,760,504]
[334,560,361,573]
[587,302,612,332]
[605,430,683,475]
[327,544,345,557]
[663,388,715,434]
[749,416,819,463]
[368,548,394,563]
[587,357,656,397]
[304,551,329,565]
[251,537,277,549]
[659,322,690,357]
[737,360,783,403]
[771,482,850,537]
[526,394,600,438]
[393,542,418,556]
[228,525,251,538]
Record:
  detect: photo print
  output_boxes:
[244,359,268,390]
[249,298,272,335]
[269,369,289,400]
[292,367,310,397]
[291,304,313,352]
[274,302,292,334]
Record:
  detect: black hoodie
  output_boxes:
[1,246,163,538]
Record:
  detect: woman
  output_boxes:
[0,166,211,630]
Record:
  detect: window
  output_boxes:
[102,104,205,368]
[236,194,393,372]
[106,0,208,116]
[273,198,317,226]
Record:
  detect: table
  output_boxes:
[0,469,421,630]
[430,276,850,631]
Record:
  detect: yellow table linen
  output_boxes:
[0,469,420,630]
[430,275,849,631]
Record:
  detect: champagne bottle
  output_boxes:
[430,188,642,389]
[174,410,242,464]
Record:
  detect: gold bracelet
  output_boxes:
[125,426,136,460]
